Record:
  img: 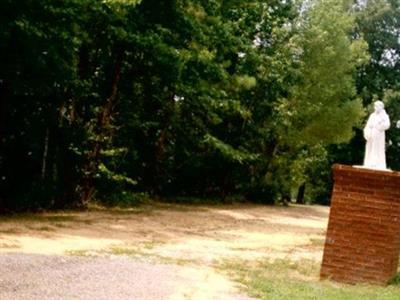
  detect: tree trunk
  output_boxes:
[80,49,124,205]
[0,79,10,146]
[41,128,50,179]
[296,183,306,204]
[152,91,176,194]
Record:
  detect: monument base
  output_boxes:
[320,164,400,285]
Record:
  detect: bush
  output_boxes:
[100,191,151,208]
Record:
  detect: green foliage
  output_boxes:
[389,273,400,285]
[0,0,379,210]
[280,0,367,144]
[101,191,150,207]
[326,0,400,195]
[384,90,400,170]
[263,0,367,202]
[203,134,260,164]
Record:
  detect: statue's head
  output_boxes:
[374,100,384,113]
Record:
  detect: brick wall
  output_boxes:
[320,164,400,285]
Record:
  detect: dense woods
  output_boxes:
[0,0,399,211]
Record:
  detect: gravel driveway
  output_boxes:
[0,253,253,300]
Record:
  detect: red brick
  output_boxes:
[320,164,400,285]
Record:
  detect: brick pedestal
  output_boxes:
[320,164,400,284]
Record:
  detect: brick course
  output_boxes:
[320,164,400,284]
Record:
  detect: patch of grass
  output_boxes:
[107,242,160,256]
[109,246,145,256]
[107,245,193,265]
[142,241,161,249]
[65,249,91,256]
[220,258,400,300]
[155,255,194,266]
[309,237,325,247]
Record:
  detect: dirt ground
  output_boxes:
[0,203,329,299]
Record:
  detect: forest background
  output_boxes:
[0,0,399,211]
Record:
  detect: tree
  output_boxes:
[0,0,375,210]
[328,0,400,191]
[255,0,367,202]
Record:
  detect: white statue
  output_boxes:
[363,100,390,170]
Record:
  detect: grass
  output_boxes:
[309,237,325,247]
[109,246,146,256]
[65,249,92,256]
[65,243,193,266]
[220,258,400,300]
[107,245,193,265]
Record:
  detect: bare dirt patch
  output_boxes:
[0,203,329,299]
